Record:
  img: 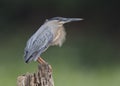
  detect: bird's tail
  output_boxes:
[24,51,40,63]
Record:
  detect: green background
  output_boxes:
[0,0,120,86]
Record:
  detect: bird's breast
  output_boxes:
[51,27,66,47]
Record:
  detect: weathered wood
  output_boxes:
[17,63,54,86]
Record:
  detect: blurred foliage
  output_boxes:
[0,0,120,86]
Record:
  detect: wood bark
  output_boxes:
[17,63,54,86]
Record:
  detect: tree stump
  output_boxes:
[17,63,54,86]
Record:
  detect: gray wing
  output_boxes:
[24,27,53,63]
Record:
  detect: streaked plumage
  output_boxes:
[24,17,83,63]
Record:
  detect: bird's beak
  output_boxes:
[60,18,83,24]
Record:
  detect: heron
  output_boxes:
[24,17,83,64]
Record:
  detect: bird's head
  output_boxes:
[46,17,83,25]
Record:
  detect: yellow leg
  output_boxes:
[37,57,46,64]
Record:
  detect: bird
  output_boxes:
[24,17,83,64]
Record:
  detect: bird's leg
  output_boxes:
[37,57,46,64]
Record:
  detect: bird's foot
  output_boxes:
[37,57,52,72]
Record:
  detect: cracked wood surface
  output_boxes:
[17,64,54,86]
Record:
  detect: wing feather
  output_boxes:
[24,27,53,62]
